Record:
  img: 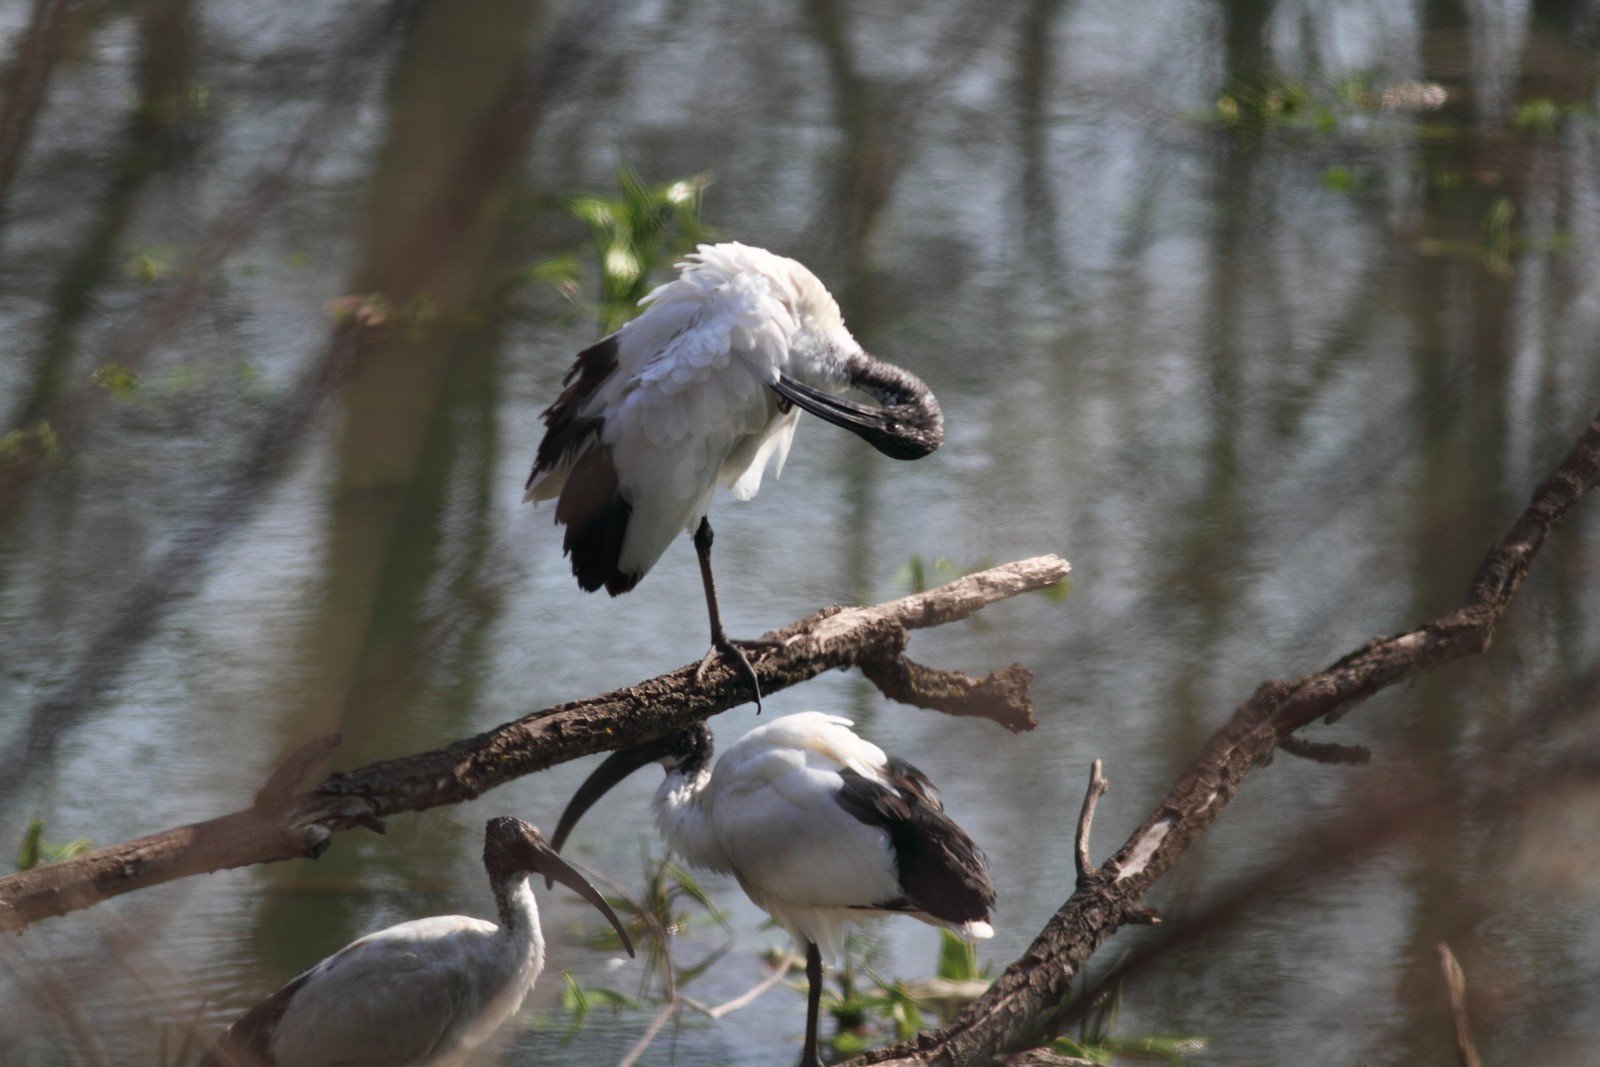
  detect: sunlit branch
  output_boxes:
[0,555,1067,934]
[1072,760,1107,887]
[1437,942,1483,1067]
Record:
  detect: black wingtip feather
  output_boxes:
[833,765,995,927]
[554,443,640,596]
[198,969,311,1067]
[565,494,638,596]
[531,335,644,595]
[529,335,621,486]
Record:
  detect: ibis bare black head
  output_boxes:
[774,353,943,461]
[550,723,715,858]
[483,816,635,958]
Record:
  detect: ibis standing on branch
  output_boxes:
[524,243,944,710]
[550,712,995,1067]
[199,817,634,1067]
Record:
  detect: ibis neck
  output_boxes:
[843,351,923,401]
[843,352,944,458]
[493,872,545,971]
[651,766,731,873]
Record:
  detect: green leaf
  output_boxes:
[668,860,731,929]
[585,985,642,1011]
[519,167,714,334]
[15,818,89,871]
[1321,165,1355,193]
[1513,97,1560,135]
[0,421,60,465]
[936,929,978,982]
[1051,1036,1115,1063]
[91,362,141,397]
[559,970,589,1043]
[16,819,43,872]
[674,942,733,985]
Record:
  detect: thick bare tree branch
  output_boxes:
[849,410,1600,1066]
[0,555,1068,933]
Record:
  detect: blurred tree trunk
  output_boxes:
[1151,0,1276,915]
[1013,0,1069,277]
[249,0,547,977]
[1392,0,1522,1056]
[0,0,88,209]
[286,0,544,757]
[800,0,1001,624]
[801,0,890,623]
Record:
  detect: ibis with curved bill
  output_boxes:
[524,243,944,710]
[551,712,993,1067]
[200,817,634,1067]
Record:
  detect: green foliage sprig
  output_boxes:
[519,167,714,334]
[15,817,91,872]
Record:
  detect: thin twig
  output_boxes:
[1073,760,1108,886]
[682,952,801,1019]
[614,1000,679,1067]
[1437,942,1483,1067]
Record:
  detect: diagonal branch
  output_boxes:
[849,410,1600,1066]
[0,555,1068,934]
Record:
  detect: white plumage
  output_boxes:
[655,712,992,961]
[525,244,944,707]
[200,818,633,1067]
[552,712,993,1067]
[526,245,819,579]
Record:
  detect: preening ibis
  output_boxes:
[524,243,944,709]
[551,712,994,1067]
[200,817,634,1067]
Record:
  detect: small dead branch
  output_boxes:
[1278,733,1370,765]
[0,555,1067,933]
[1073,761,1107,887]
[621,953,803,1067]
[1437,942,1483,1067]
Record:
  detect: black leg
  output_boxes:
[800,940,824,1067]
[692,516,777,712]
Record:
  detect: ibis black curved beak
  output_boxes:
[773,356,943,461]
[550,734,685,859]
[526,833,636,959]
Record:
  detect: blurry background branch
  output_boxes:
[0,554,1066,933]
[0,0,622,809]
[848,409,1600,1066]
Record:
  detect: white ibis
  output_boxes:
[199,817,634,1067]
[524,243,944,710]
[550,712,994,1067]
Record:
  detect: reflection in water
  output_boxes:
[2,1,1599,1065]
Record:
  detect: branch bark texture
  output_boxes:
[0,555,1068,933]
[850,410,1600,1066]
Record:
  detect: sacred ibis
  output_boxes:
[550,712,994,1067]
[199,817,634,1067]
[524,243,944,710]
